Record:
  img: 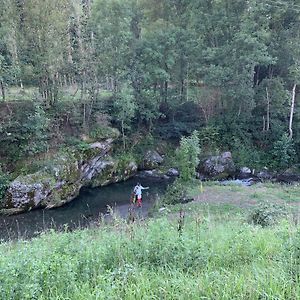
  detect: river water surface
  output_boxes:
[0,176,170,241]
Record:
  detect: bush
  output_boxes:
[90,126,120,141]
[0,102,50,162]
[0,167,10,200]
[231,138,269,169]
[176,131,201,182]
[163,179,188,205]
[271,133,296,171]
[115,152,136,172]
[198,126,220,153]
[248,202,287,227]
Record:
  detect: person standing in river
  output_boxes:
[133,183,149,207]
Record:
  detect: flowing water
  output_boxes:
[0,176,171,241]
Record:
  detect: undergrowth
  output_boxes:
[0,208,300,299]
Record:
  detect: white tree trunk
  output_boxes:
[289,83,297,139]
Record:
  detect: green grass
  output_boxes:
[1,205,300,299]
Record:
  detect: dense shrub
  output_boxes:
[0,166,9,200]
[271,133,296,171]
[231,139,268,169]
[90,126,120,141]
[163,179,188,205]
[176,131,200,182]
[0,101,50,162]
[198,125,220,153]
[248,202,287,227]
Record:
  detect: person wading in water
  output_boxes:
[132,183,149,207]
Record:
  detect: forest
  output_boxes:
[2,2,300,299]
[0,0,300,182]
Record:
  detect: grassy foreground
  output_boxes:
[1,185,300,299]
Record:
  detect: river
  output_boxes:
[0,176,170,242]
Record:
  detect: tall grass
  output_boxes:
[0,209,300,299]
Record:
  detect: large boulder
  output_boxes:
[238,167,252,179]
[257,168,273,180]
[276,165,300,183]
[199,152,236,180]
[137,169,169,179]
[89,159,138,187]
[3,139,138,213]
[166,168,180,177]
[140,150,164,170]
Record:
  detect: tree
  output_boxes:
[272,133,296,171]
[113,84,136,149]
[176,131,200,182]
[91,0,133,91]
[18,0,70,104]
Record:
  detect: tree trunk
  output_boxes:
[289,83,297,139]
[76,15,84,58]
[121,120,126,150]
[83,102,86,131]
[266,87,270,131]
[186,62,189,102]
[67,25,74,64]
[0,80,5,101]
[164,81,168,102]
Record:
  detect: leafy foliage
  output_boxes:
[248,202,287,227]
[163,179,188,205]
[1,0,300,172]
[90,126,120,141]
[176,131,200,182]
[0,165,9,200]
[198,126,220,153]
[271,134,296,171]
[0,102,50,161]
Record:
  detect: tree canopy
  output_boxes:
[0,0,300,169]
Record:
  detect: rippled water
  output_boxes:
[0,176,170,241]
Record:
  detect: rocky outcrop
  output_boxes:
[166,168,179,177]
[275,165,300,183]
[198,151,236,180]
[140,150,164,170]
[257,168,273,180]
[238,167,252,179]
[137,169,169,179]
[3,139,138,213]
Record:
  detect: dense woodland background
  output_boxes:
[0,0,300,176]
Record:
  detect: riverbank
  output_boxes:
[1,183,300,299]
[0,176,170,241]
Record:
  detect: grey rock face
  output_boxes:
[166,168,179,177]
[3,139,138,213]
[199,152,236,180]
[137,169,167,179]
[257,168,273,180]
[238,167,252,179]
[141,150,164,170]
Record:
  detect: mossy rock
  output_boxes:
[89,158,138,188]
[3,171,57,211]
[3,138,138,213]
